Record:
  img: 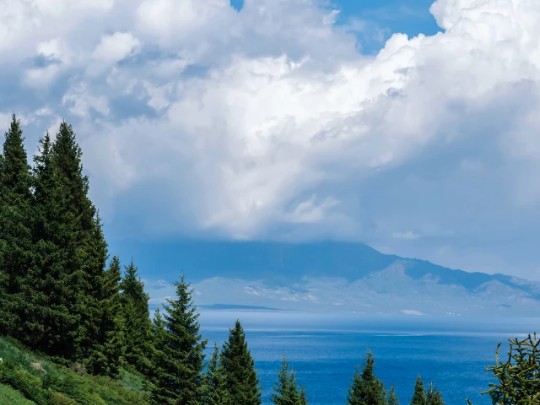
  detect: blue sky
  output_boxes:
[2,0,540,281]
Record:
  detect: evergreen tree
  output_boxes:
[201,344,229,405]
[347,352,387,405]
[425,383,444,405]
[272,356,308,405]
[221,320,261,405]
[486,333,540,404]
[120,260,152,374]
[0,115,33,337]
[388,386,400,405]
[86,255,124,376]
[151,275,207,405]
[30,122,105,360]
[410,377,427,405]
[25,132,58,350]
[149,308,170,404]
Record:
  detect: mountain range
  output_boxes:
[125,241,540,316]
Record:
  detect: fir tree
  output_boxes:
[120,260,152,374]
[425,383,444,405]
[221,320,261,405]
[30,122,104,360]
[272,356,308,405]
[486,333,540,404]
[347,352,387,405]
[388,386,400,405]
[149,308,170,404]
[151,275,207,405]
[0,115,33,337]
[410,377,427,405]
[86,255,124,376]
[201,344,229,405]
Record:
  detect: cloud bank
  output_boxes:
[2,0,540,278]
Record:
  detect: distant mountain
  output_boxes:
[134,241,540,316]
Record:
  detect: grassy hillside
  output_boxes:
[0,337,149,405]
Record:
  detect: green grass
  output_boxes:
[0,337,150,405]
[0,383,35,404]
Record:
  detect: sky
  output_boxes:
[2,0,540,280]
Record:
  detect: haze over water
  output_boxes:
[200,312,540,404]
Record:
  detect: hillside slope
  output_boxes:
[0,337,149,405]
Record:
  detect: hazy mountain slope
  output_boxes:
[136,241,540,316]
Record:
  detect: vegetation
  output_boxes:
[0,336,148,404]
[220,320,262,404]
[271,357,307,405]
[150,276,207,404]
[0,116,537,404]
[485,333,540,404]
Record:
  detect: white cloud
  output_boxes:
[92,32,140,65]
[2,0,540,277]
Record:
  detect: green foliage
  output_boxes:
[271,356,308,405]
[410,377,426,405]
[0,336,149,405]
[425,383,444,405]
[85,255,124,377]
[347,352,387,405]
[26,123,110,362]
[409,377,444,405]
[388,385,400,405]
[0,383,35,405]
[201,344,229,405]
[486,333,540,404]
[0,115,33,337]
[221,320,261,405]
[150,276,207,404]
[120,261,153,375]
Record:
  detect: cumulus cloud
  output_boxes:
[2,0,540,277]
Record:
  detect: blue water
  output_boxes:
[200,312,540,404]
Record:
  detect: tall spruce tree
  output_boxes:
[26,132,57,350]
[201,344,229,405]
[272,357,308,405]
[0,115,33,337]
[149,308,171,404]
[86,255,124,376]
[221,320,261,405]
[347,352,387,405]
[120,260,152,374]
[150,275,207,405]
[30,122,106,360]
[410,377,427,405]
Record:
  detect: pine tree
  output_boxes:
[151,275,207,405]
[388,385,400,405]
[25,132,58,350]
[149,308,170,404]
[410,377,427,405]
[30,122,105,360]
[201,344,229,405]
[425,383,444,405]
[486,333,540,404]
[0,115,33,337]
[120,260,152,374]
[272,356,308,405]
[86,255,124,376]
[221,320,261,405]
[347,352,387,405]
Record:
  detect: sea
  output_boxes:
[199,311,540,405]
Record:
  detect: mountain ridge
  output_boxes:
[130,240,540,315]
